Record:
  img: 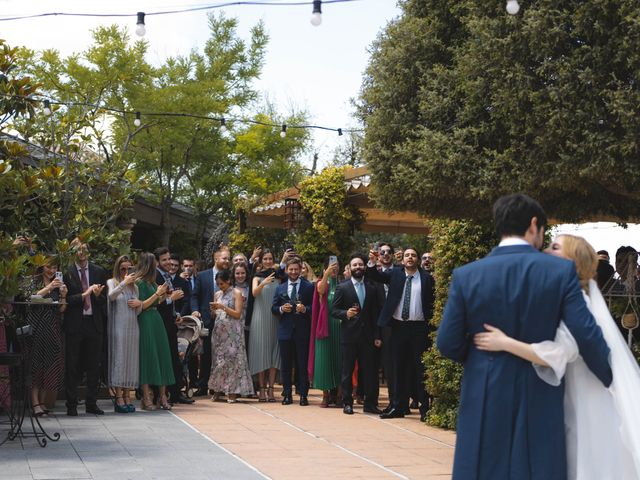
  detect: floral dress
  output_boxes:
[208,288,254,395]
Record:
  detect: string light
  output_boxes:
[337,128,343,136]
[280,124,287,138]
[506,0,520,15]
[135,12,146,37]
[220,117,227,132]
[310,0,322,26]
[43,99,52,116]
[134,111,141,127]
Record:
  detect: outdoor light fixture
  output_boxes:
[43,99,52,116]
[337,128,343,136]
[280,124,287,138]
[506,0,520,15]
[310,0,322,26]
[135,12,146,37]
[220,117,227,131]
[134,111,141,127]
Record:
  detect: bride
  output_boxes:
[474,234,640,480]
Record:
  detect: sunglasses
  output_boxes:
[380,249,392,255]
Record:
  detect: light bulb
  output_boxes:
[506,0,520,15]
[310,0,322,26]
[43,99,52,116]
[310,13,322,26]
[135,12,146,37]
[134,112,141,127]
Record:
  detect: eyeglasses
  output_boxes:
[422,256,429,260]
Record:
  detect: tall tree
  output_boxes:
[358,0,640,221]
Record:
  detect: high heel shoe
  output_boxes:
[258,387,267,402]
[267,386,276,403]
[159,394,172,410]
[141,393,156,411]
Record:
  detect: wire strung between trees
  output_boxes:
[0,0,362,22]
[3,93,362,135]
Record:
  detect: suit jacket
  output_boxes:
[63,262,108,334]
[189,268,218,328]
[155,270,176,323]
[436,244,612,480]
[271,278,314,341]
[171,274,191,317]
[366,265,435,328]
[331,279,382,344]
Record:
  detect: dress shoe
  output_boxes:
[343,404,354,415]
[86,405,104,415]
[363,406,383,414]
[66,406,78,417]
[381,405,392,414]
[174,394,195,404]
[379,408,405,419]
[299,396,309,406]
[281,395,293,405]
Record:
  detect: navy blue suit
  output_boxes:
[437,244,612,480]
[189,268,219,389]
[367,265,435,413]
[271,277,314,397]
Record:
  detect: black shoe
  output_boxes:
[299,396,309,406]
[381,405,392,414]
[363,406,383,414]
[86,405,104,415]
[410,399,419,409]
[380,408,405,419]
[282,395,293,405]
[66,406,78,417]
[175,394,195,404]
[193,388,208,397]
[343,404,354,415]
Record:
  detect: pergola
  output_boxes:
[245,166,428,234]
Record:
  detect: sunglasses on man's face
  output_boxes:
[380,249,392,255]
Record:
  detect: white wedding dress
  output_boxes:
[531,280,640,480]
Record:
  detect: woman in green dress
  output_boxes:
[310,257,342,407]
[132,253,174,411]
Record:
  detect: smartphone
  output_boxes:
[54,271,63,281]
[127,266,135,275]
[329,255,338,264]
[373,242,380,252]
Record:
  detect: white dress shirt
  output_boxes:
[393,271,424,322]
[75,263,92,315]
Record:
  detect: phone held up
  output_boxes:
[329,255,338,264]
[127,266,136,275]
[54,271,64,282]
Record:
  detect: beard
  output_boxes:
[351,268,364,279]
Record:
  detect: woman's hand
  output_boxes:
[127,299,142,309]
[474,324,510,352]
[123,273,136,285]
[156,282,168,297]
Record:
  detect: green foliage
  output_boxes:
[293,167,363,271]
[423,218,494,429]
[359,0,640,222]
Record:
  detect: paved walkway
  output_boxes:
[0,388,455,479]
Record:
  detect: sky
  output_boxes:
[1,0,638,257]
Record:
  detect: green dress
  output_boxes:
[313,278,342,390]
[137,281,175,386]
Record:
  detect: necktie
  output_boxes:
[401,275,413,320]
[290,282,298,304]
[355,281,365,307]
[80,267,91,312]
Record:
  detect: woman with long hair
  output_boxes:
[475,234,640,479]
[208,269,254,402]
[248,249,282,402]
[27,257,67,416]
[107,255,141,413]
[133,252,173,410]
[301,262,317,283]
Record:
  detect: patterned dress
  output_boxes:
[107,279,141,388]
[137,281,175,386]
[208,288,254,395]
[312,278,342,390]
[27,284,64,393]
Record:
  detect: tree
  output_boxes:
[358,0,640,221]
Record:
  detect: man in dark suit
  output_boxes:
[437,193,612,480]
[271,257,314,406]
[189,247,230,395]
[63,238,108,416]
[367,246,435,420]
[154,247,193,405]
[332,253,383,415]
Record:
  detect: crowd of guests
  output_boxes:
[14,234,440,420]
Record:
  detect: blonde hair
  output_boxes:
[112,255,132,282]
[135,252,158,284]
[301,261,317,282]
[557,234,598,292]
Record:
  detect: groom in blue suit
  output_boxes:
[437,194,612,480]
